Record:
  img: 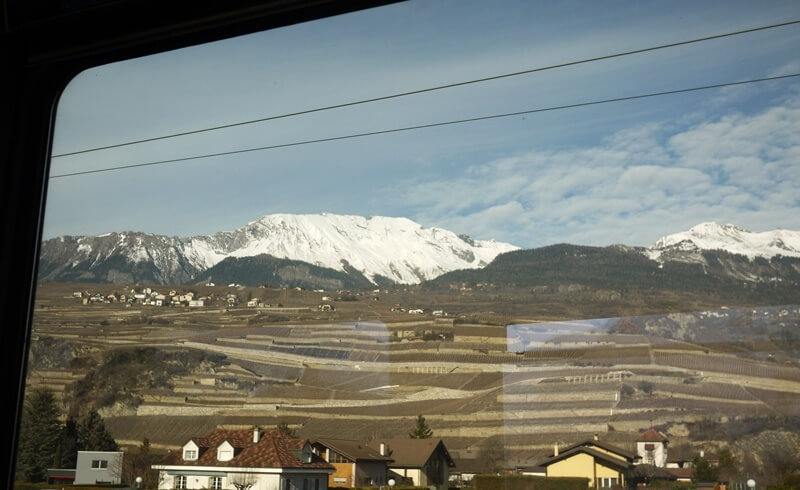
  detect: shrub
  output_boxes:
[473,474,588,490]
[637,380,655,395]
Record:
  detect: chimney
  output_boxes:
[379,443,386,456]
[700,449,704,458]
[553,444,559,457]
[593,433,599,441]
[253,426,260,444]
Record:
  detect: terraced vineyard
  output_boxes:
[25,283,800,465]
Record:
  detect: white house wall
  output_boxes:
[157,470,329,490]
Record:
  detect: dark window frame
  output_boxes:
[0,2,398,487]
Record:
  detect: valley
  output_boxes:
[27,281,800,470]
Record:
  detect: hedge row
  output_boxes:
[330,487,429,490]
[473,475,589,490]
[15,484,128,490]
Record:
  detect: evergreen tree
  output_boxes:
[17,388,62,482]
[692,455,719,483]
[54,417,79,469]
[717,447,738,481]
[408,415,433,439]
[77,409,118,451]
[277,422,296,437]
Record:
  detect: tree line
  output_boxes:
[16,387,118,483]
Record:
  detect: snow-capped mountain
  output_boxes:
[38,214,519,285]
[646,222,800,262]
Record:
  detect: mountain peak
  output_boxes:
[648,222,800,261]
[40,213,519,285]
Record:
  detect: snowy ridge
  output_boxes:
[646,222,800,261]
[41,214,519,285]
[182,213,519,284]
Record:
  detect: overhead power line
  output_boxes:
[50,19,800,159]
[49,72,800,179]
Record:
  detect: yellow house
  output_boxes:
[532,439,635,488]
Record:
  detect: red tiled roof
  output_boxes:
[159,428,333,470]
[636,429,669,442]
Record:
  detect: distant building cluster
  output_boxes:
[391,304,447,316]
[73,287,220,308]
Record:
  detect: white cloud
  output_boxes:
[405,97,800,247]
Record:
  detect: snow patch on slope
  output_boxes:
[646,222,800,261]
[182,213,519,284]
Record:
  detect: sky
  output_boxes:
[44,0,800,248]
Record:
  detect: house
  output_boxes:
[74,450,123,485]
[449,458,495,486]
[153,427,334,490]
[525,438,635,488]
[364,439,454,490]
[635,429,669,467]
[311,438,393,487]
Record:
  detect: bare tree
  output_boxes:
[230,469,259,490]
[122,439,159,488]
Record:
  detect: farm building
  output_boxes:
[364,439,454,490]
[152,427,333,490]
[311,438,393,487]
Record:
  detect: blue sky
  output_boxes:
[44,0,800,248]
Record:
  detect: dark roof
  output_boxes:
[540,447,633,471]
[313,438,393,462]
[553,439,635,461]
[664,467,694,480]
[451,458,495,474]
[364,439,454,468]
[158,428,333,470]
[636,429,669,442]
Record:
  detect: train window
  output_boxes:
[17,1,800,488]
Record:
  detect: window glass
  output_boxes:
[17,2,800,490]
[176,475,188,489]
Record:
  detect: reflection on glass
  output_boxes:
[17,1,800,489]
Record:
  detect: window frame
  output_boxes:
[0,4,401,488]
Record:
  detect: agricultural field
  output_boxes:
[23,282,800,466]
